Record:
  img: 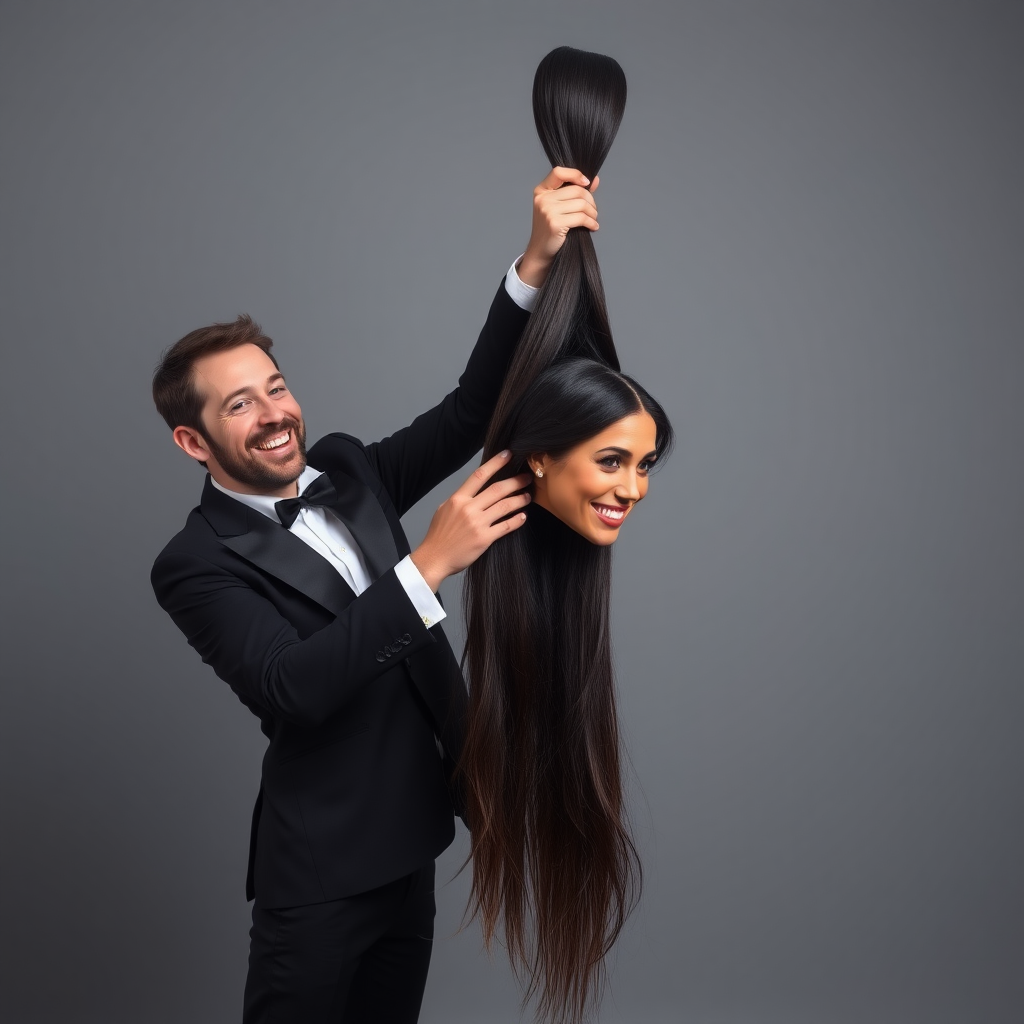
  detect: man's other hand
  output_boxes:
[410,451,532,593]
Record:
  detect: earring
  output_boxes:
[535,468,544,478]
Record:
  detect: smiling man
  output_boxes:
[150,168,599,1023]
[178,340,307,493]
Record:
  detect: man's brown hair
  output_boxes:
[152,315,278,431]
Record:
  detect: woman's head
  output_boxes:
[501,358,673,545]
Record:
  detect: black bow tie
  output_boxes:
[275,473,339,529]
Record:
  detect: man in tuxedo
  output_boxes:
[150,168,599,1022]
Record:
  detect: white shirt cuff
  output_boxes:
[504,255,540,312]
[393,555,447,629]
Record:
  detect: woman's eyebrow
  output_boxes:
[595,446,659,462]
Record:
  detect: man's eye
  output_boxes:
[230,401,247,411]
[270,386,287,395]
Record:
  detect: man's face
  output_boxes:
[174,343,307,497]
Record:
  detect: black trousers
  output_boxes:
[242,862,436,1024]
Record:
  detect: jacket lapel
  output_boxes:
[200,476,356,618]
[321,468,400,581]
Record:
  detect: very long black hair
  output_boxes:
[460,46,674,1024]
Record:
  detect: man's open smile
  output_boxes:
[253,429,294,453]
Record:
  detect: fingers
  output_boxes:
[536,183,597,221]
[482,489,531,524]
[539,188,598,214]
[497,510,528,535]
[557,212,599,233]
[532,197,598,247]
[539,166,591,191]
[477,472,532,507]
[556,188,598,207]
[542,199,599,232]
[457,450,514,498]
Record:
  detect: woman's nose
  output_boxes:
[616,471,642,502]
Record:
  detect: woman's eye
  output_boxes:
[599,456,620,469]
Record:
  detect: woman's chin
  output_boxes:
[569,519,622,546]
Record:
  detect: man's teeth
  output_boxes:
[594,504,627,519]
[257,431,290,450]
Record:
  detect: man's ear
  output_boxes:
[172,425,211,465]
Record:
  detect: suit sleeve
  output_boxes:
[361,278,530,516]
[152,550,438,729]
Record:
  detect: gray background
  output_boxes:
[1,2,1021,1022]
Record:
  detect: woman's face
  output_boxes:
[529,412,659,545]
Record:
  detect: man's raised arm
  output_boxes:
[361,167,600,516]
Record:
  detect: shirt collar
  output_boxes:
[209,464,323,524]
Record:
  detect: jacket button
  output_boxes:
[376,651,386,663]
[400,633,411,645]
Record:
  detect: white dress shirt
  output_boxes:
[504,255,540,311]
[210,259,539,628]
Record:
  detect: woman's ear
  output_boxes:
[527,455,547,480]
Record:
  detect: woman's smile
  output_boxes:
[591,501,632,528]
[529,412,658,545]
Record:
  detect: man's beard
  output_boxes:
[205,416,308,492]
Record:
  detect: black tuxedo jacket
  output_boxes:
[152,282,528,909]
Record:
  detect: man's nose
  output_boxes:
[255,396,284,423]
